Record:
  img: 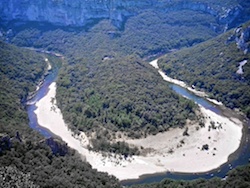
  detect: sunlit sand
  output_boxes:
[34,61,242,180]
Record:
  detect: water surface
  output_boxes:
[26,57,250,186]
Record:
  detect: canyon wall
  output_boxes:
[0,0,244,29]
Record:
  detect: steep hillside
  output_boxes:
[158,21,250,117]
[0,41,121,187]
[0,1,250,187]
[0,41,46,138]
[2,1,249,154]
[0,0,245,29]
[0,6,221,154]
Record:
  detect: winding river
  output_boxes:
[26,53,250,186]
[123,84,250,185]
[26,49,61,138]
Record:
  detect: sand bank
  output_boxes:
[34,78,242,181]
[150,59,225,105]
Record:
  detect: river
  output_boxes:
[26,53,250,186]
[122,82,250,185]
[26,50,61,138]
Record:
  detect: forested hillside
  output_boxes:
[1,0,250,187]
[0,41,46,138]
[0,41,121,187]
[3,7,224,153]
[158,21,250,117]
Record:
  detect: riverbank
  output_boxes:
[34,82,90,151]
[149,59,223,105]
[34,78,243,180]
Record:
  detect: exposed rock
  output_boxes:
[236,60,248,74]
[235,26,250,54]
[0,0,245,30]
[45,137,68,156]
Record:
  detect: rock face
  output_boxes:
[235,26,250,54]
[0,0,245,29]
[45,137,68,156]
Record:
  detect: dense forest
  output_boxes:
[0,40,249,188]
[0,41,46,138]
[158,21,250,118]
[0,0,250,187]
[2,7,224,153]
[0,41,121,187]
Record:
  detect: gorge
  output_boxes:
[27,50,248,184]
[0,0,247,29]
[1,0,250,187]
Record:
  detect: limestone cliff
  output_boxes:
[235,25,250,54]
[0,0,245,29]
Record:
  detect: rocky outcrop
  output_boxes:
[45,137,68,156]
[235,26,250,54]
[0,0,245,29]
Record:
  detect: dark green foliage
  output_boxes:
[1,1,250,187]
[0,41,46,138]
[90,138,140,157]
[10,7,219,58]
[1,4,229,154]
[130,164,250,188]
[3,5,216,155]
[117,9,218,57]
[56,55,197,139]
[0,166,39,188]
[0,140,121,188]
[158,22,250,117]
[0,41,121,188]
[224,164,250,187]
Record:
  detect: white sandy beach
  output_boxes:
[34,63,243,180]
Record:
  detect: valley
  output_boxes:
[30,55,244,182]
[0,0,250,187]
